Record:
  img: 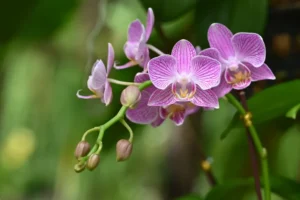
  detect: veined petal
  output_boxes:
[148,55,177,89]
[191,56,222,90]
[128,20,145,43]
[212,75,232,98]
[225,63,251,90]
[134,72,149,83]
[171,39,196,73]
[103,82,112,105]
[138,44,150,68]
[148,87,177,106]
[145,8,154,41]
[184,103,200,115]
[170,111,185,126]
[245,63,276,81]
[114,60,137,70]
[232,33,266,67]
[199,48,223,63]
[191,86,219,108]
[90,60,107,89]
[151,115,165,127]
[76,90,98,99]
[126,89,159,124]
[107,43,115,74]
[208,23,235,59]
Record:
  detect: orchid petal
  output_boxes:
[208,23,235,59]
[232,33,266,67]
[148,55,177,89]
[212,75,232,98]
[128,20,145,43]
[134,72,150,83]
[171,39,196,73]
[245,63,276,81]
[151,116,165,127]
[199,48,223,63]
[89,60,107,89]
[145,8,154,41]
[148,87,177,106]
[170,111,185,126]
[225,63,251,90]
[76,90,98,99]
[103,82,112,105]
[126,89,159,124]
[191,86,219,108]
[107,43,115,74]
[191,55,222,90]
[114,60,137,70]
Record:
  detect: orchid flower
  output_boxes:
[77,43,114,105]
[126,73,199,126]
[115,8,154,70]
[148,39,221,108]
[200,23,275,97]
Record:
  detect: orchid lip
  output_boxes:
[226,66,251,86]
[171,81,196,100]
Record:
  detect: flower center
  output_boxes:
[171,79,196,100]
[227,66,251,86]
[166,104,185,115]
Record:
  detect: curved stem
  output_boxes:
[120,119,134,143]
[147,44,165,55]
[82,80,153,157]
[108,78,141,86]
[81,126,100,141]
[225,93,271,200]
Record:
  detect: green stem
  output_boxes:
[120,119,134,143]
[226,93,271,200]
[81,126,100,141]
[82,80,153,157]
[108,78,141,86]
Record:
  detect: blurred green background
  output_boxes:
[0,0,299,199]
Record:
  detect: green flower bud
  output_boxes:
[74,162,86,173]
[86,154,100,171]
[116,139,133,162]
[120,85,141,108]
[74,141,91,159]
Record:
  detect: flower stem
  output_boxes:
[108,78,141,86]
[225,93,271,200]
[239,91,263,200]
[147,44,165,55]
[81,126,100,141]
[83,80,153,156]
[120,119,134,143]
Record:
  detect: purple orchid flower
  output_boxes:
[77,43,114,105]
[148,39,221,108]
[200,23,275,97]
[115,8,154,70]
[126,73,199,126]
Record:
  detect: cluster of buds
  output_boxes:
[74,7,275,172]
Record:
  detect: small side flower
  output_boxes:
[115,8,154,70]
[77,43,115,105]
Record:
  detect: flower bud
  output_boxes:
[74,162,86,173]
[74,141,91,159]
[120,85,141,108]
[116,139,133,162]
[86,154,100,171]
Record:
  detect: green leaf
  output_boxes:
[177,195,203,200]
[195,0,267,47]
[221,80,300,139]
[205,176,300,200]
[286,104,300,119]
[139,0,196,22]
